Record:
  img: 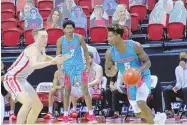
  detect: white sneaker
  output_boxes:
[153,112,167,125]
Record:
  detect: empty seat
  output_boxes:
[90,27,108,43]
[131,13,139,32]
[78,0,92,12]
[47,28,64,45]
[147,0,156,12]
[82,6,90,16]
[38,0,53,10]
[2,28,21,47]
[24,29,35,45]
[1,10,14,21]
[39,9,51,20]
[130,5,147,21]
[167,22,184,40]
[74,27,86,37]
[19,20,24,31]
[1,18,17,31]
[148,24,165,41]
[1,2,15,12]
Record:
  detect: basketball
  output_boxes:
[123,68,141,86]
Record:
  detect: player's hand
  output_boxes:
[172,87,178,93]
[110,65,118,77]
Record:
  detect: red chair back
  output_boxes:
[90,27,108,43]
[1,19,17,31]
[38,0,53,10]
[47,28,64,45]
[130,5,147,21]
[1,10,14,21]
[148,24,164,41]
[167,22,184,39]
[24,29,35,45]
[2,28,21,47]
[131,13,139,32]
[74,27,86,37]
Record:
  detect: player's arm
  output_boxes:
[26,46,57,69]
[56,38,62,71]
[134,42,151,73]
[78,35,89,68]
[105,49,118,77]
[88,65,103,87]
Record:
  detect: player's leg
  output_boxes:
[6,93,17,120]
[44,88,57,119]
[25,82,43,124]
[63,74,72,118]
[3,76,32,124]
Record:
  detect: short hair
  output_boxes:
[63,20,75,29]
[32,27,46,37]
[107,24,125,37]
[94,5,104,13]
[179,52,187,59]
[88,51,93,58]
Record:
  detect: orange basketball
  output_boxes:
[123,68,141,86]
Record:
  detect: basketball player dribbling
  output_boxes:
[3,28,71,124]
[105,24,166,124]
[56,20,97,123]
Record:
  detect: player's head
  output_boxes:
[88,51,94,64]
[107,24,125,45]
[179,52,187,59]
[32,28,48,47]
[63,20,75,36]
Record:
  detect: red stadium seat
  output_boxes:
[130,5,147,21]
[24,29,35,45]
[38,0,53,10]
[130,13,139,32]
[118,0,129,10]
[47,28,64,45]
[1,18,17,31]
[2,28,21,47]
[82,6,90,16]
[1,10,15,21]
[167,22,184,39]
[74,27,86,37]
[148,24,164,41]
[90,27,108,43]
[166,14,170,27]
[17,11,20,21]
[1,2,15,13]
[19,20,24,31]
[43,18,47,28]
[147,0,156,12]
[39,9,51,20]
[78,0,92,12]
[87,16,90,31]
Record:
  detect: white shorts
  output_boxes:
[128,83,150,113]
[3,75,36,101]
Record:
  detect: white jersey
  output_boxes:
[6,43,38,79]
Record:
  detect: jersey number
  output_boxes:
[124,62,131,70]
[70,50,75,56]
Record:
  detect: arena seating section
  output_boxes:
[1,0,187,58]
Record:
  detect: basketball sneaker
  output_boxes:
[153,112,167,125]
[9,113,17,120]
[70,111,78,118]
[43,112,54,119]
[60,116,69,123]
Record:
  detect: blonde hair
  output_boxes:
[179,52,187,59]
[32,27,46,37]
[112,4,130,22]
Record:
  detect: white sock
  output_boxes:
[48,106,53,114]
[10,110,14,114]
[89,110,93,115]
[64,111,68,116]
[73,106,77,112]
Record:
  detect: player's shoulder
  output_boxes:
[77,34,84,41]
[25,44,39,55]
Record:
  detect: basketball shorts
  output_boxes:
[63,64,88,87]
[127,75,151,113]
[3,75,36,101]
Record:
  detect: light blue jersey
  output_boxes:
[61,33,86,86]
[110,40,151,100]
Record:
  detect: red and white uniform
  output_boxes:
[3,43,38,101]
